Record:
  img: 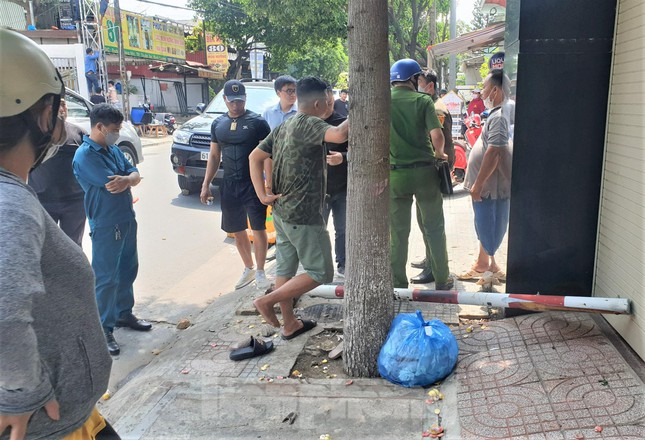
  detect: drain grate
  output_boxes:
[299,303,344,323]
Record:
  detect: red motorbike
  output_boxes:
[452,113,482,183]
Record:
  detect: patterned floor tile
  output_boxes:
[515,312,602,346]
[178,333,298,379]
[456,346,539,393]
[545,373,645,429]
[527,336,628,381]
[458,382,558,439]
[452,319,525,354]
[562,425,645,439]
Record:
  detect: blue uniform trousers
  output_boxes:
[91,219,138,332]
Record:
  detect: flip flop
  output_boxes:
[282,319,317,340]
[229,336,274,361]
[493,271,506,282]
[457,268,485,280]
[328,341,343,360]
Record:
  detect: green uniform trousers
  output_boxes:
[389,166,450,288]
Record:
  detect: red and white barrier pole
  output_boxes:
[307,285,631,315]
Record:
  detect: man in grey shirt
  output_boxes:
[0,28,113,439]
[459,69,513,283]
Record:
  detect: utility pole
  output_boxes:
[427,0,437,70]
[113,0,130,121]
[449,0,457,89]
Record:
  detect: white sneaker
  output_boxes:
[255,270,271,290]
[235,267,255,290]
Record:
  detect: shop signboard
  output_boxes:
[102,7,185,63]
[205,33,229,73]
[442,91,464,138]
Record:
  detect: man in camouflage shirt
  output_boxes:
[249,77,348,340]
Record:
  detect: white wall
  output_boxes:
[40,43,89,99]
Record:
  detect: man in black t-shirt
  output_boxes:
[200,80,272,291]
[90,87,106,104]
[29,98,87,247]
[323,110,348,276]
[333,89,349,117]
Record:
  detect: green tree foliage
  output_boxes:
[271,39,348,85]
[185,23,205,52]
[470,4,492,31]
[189,0,348,78]
[188,0,268,78]
[388,0,451,64]
[336,71,349,90]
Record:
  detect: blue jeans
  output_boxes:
[472,197,510,257]
[91,220,139,332]
[86,72,100,94]
[323,191,347,269]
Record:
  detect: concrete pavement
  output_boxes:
[99,186,645,439]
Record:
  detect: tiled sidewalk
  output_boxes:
[452,312,645,440]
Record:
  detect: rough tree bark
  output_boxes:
[344,0,394,377]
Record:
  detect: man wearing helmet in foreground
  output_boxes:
[389,58,453,290]
[0,28,115,439]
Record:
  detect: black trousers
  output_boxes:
[96,420,121,439]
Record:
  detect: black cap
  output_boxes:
[223,80,246,101]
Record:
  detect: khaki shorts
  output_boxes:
[273,213,334,284]
[63,408,105,440]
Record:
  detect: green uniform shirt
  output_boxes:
[390,87,442,165]
[258,113,330,225]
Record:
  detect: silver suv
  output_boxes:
[170,81,278,194]
[64,88,144,165]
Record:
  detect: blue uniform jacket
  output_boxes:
[73,135,137,229]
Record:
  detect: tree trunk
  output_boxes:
[344,0,394,377]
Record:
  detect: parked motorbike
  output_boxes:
[164,113,176,135]
[452,113,482,183]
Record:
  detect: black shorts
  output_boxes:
[219,180,267,233]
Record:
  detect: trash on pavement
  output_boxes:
[281,412,297,424]
[378,311,458,388]
[176,318,191,330]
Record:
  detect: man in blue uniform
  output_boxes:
[200,80,273,290]
[84,47,101,95]
[73,104,151,356]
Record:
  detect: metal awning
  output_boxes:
[429,22,505,57]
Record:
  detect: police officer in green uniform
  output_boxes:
[389,59,453,290]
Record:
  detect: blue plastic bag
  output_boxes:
[378,311,458,387]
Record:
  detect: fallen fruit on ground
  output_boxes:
[176,318,191,330]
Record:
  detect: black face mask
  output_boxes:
[28,84,66,170]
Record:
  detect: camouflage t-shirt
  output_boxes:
[258,113,330,225]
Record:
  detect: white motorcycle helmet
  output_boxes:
[0,27,65,167]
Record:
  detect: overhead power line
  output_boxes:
[130,0,248,14]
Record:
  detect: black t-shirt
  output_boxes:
[324,112,348,195]
[333,99,349,118]
[29,122,86,202]
[90,95,106,104]
[211,110,271,181]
